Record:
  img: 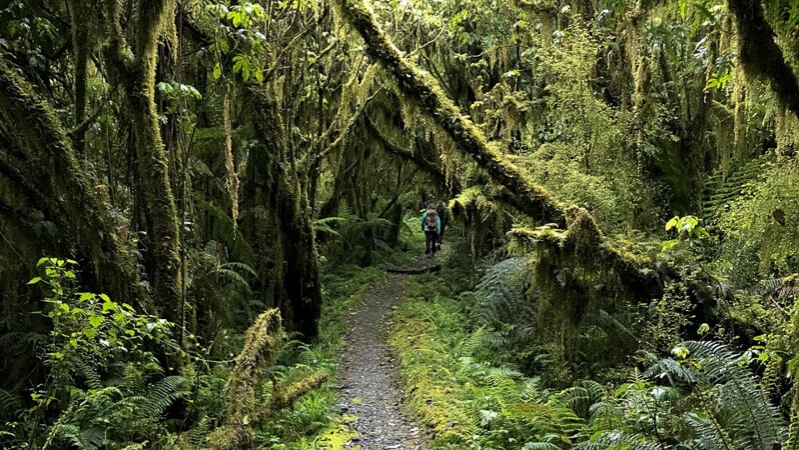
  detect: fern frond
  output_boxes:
[573,431,661,450]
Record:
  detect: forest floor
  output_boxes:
[336,247,445,449]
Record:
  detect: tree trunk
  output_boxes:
[104,0,184,331]
[250,85,322,339]
[0,55,142,309]
[67,0,90,156]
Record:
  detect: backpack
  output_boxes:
[425,209,438,229]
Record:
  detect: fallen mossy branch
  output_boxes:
[507,207,721,318]
[203,309,328,449]
[387,265,442,274]
[267,370,329,413]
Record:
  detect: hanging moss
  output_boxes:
[332,0,568,227]
[0,55,144,310]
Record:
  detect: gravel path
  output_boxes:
[337,253,440,449]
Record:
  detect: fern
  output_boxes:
[648,341,787,449]
[701,157,764,222]
[313,216,349,236]
[0,389,21,419]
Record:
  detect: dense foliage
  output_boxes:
[3,0,799,447]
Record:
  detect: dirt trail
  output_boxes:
[337,253,440,449]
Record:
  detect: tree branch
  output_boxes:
[332,0,567,226]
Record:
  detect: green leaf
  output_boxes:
[661,240,679,252]
[89,315,104,328]
[79,292,94,301]
[665,216,679,231]
[83,328,97,339]
[27,277,42,285]
[213,62,222,80]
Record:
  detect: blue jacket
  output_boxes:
[421,211,441,233]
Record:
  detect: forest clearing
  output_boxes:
[3,0,799,448]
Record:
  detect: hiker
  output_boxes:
[421,204,441,257]
[436,200,450,249]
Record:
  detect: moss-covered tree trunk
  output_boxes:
[67,0,90,156]
[0,55,142,308]
[104,0,184,331]
[249,85,322,339]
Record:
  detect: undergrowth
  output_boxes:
[390,252,790,449]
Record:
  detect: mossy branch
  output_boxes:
[267,370,328,413]
[203,311,327,449]
[365,115,451,190]
[728,0,799,119]
[332,0,567,226]
[204,309,283,450]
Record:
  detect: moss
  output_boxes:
[103,0,184,333]
[0,55,144,310]
[267,370,329,413]
[205,309,283,449]
[728,0,799,119]
[333,0,569,227]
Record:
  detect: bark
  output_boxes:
[104,0,184,328]
[0,55,141,308]
[332,0,567,227]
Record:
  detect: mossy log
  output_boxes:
[267,370,329,413]
[0,55,142,309]
[332,0,567,227]
[508,207,721,315]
